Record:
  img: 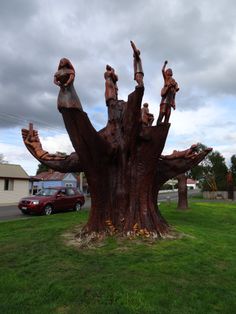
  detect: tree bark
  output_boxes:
[58,86,171,237]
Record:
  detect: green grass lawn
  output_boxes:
[1,202,236,314]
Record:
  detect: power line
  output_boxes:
[0,111,65,134]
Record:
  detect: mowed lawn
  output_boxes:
[0,202,236,314]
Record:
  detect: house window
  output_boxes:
[65,183,73,187]
[4,178,14,191]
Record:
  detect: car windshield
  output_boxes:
[36,189,58,196]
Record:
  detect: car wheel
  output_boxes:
[44,204,53,215]
[74,202,82,212]
[21,209,28,215]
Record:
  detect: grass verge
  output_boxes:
[0,202,236,314]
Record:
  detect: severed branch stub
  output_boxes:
[22,42,212,240]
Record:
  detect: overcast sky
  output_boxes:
[1,0,236,175]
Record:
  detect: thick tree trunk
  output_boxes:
[22,85,212,239]
[176,173,189,210]
[83,126,170,237]
[227,186,234,200]
[59,86,171,237]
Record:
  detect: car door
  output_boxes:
[65,188,77,209]
[54,188,68,211]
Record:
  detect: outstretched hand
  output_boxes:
[21,128,29,141]
[22,128,38,142]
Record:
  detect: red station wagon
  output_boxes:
[18,187,85,215]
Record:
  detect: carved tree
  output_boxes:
[22,46,211,239]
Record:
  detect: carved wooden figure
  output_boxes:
[22,46,211,239]
[130,40,144,87]
[160,144,208,160]
[157,60,179,124]
[23,123,66,161]
[141,103,154,126]
[54,58,83,112]
[104,64,118,103]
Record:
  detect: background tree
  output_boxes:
[36,152,66,174]
[208,151,228,190]
[190,144,227,191]
[0,154,8,164]
[36,163,50,175]
[230,154,236,186]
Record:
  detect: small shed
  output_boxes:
[0,164,29,204]
[187,178,198,189]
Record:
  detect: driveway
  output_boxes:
[158,189,201,202]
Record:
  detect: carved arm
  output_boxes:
[162,60,168,79]
[157,147,212,188]
[22,127,84,173]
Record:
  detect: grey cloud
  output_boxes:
[0,0,38,28]
[0,0,236,132]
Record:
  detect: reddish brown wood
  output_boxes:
[59,86,171,236]
[176,173,189,210]
[227,171,234,200]
[157,60,179,124]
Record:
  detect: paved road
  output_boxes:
[0,197,92,222]
[0,191,201,222]
[0,205,26,221]
[158,189,200,202]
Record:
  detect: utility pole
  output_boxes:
[80,172,83,192]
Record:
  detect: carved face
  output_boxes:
[135,72,143,79]
[56,58,75,84]
[58,58,73,70]
[166,68,173,77]
[191,144,198,150]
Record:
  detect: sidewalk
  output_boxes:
[0,202,18,207]
[191,198,236,204]
[84,196,91,209]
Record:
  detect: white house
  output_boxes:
[0,164,30,204]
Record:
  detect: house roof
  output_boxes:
[187,178,197,184]
[32,171,76,181]
[0,163,29,179]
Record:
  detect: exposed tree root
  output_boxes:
[62,224,187,250]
